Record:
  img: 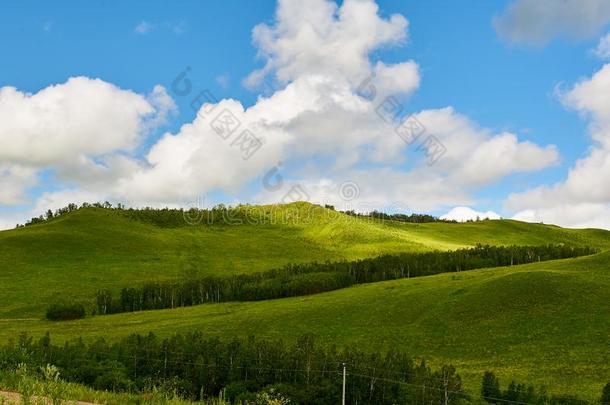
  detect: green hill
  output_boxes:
[2,202,609,318]
[1,202,610,399]
[3,251,609,399]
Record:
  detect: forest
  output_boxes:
[91,244,595,316]
[1,332,606,404]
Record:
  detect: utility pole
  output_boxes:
[342,362,346,405]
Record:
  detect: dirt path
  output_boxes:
[0,390,98,404]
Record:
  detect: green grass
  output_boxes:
[2,252,610,399]
[2,202,610,399]
[2,202,609,319]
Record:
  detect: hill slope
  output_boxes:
[1,202,610,318]
[2,251,609,399]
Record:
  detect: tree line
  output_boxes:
[337,207,457,223]
[18,202,256,228]
[17,201,460,229]
[45,303,86,321]
[1,333,605,404]
[94,244,596,315]
[1,332,465,404]
[480,371,610,405]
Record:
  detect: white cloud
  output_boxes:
[507,63,610,228]
[0,77,162,166]
[494,0,610,45]
[0,0,560,225]
[255,168,473,214]
[413,108,559,187]
[0,211,28,230]
[146,84,178,128]
[245,0,413,94]
[594,33,610,59]
[114,98,290,204]
[248,106,555,214]
[441,207,501,222]
[134,21,153,34]
[0,189,108,230]
[0,165,37,205]
[32,189,106,215]
[456,133,558,185]
[512,204,610,229]
[369,61,420,99]
[0,77,171,206]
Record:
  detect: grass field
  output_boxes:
[2,203,609,319]
[1,203,610,399]
[2,252,610,398]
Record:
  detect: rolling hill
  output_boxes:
[3,251,609,399]
[1,202,610,399]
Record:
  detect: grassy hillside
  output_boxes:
[2,203,610,398]
[2,251,609,399]
[1,202,610,319]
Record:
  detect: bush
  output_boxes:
[45,303,86,321]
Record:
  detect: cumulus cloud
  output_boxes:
[507,63,610,228]
[244,0,413,94]
[441,207,501,222]
[0,77,171,206]
[494,0,610,45]
[0,0,559,226]
[413,108,559,187]
[511,204,610,229]
[254,167,473,214]
[0,77,164,166]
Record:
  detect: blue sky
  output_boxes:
[1,0,610,228]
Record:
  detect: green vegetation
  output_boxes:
[1,251,610,399]
[102,245,595,314]
[1,332,606,404]
[479,371,588,405]
[2,202,609,319]
[0,364,208,404]
[1,332,467,404]
[2,202,610,401]
[45,303,85,321]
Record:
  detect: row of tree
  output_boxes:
[16,202,278,228]
[45,303,86,321]
[95,244,596,315]
[18,201,461,229]
[18,202,120,227]
[1,333,603,404]
[339,208,457,223]
[1,332,465,404]
[481,371,610,405]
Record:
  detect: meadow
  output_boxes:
[2,202,609,319]
[1,202,610,400]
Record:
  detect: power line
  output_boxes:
[16,343,604,404]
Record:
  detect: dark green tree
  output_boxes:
[601,382,610,405]
[481,371,501,402]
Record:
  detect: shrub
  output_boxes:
[45,303,86,321]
